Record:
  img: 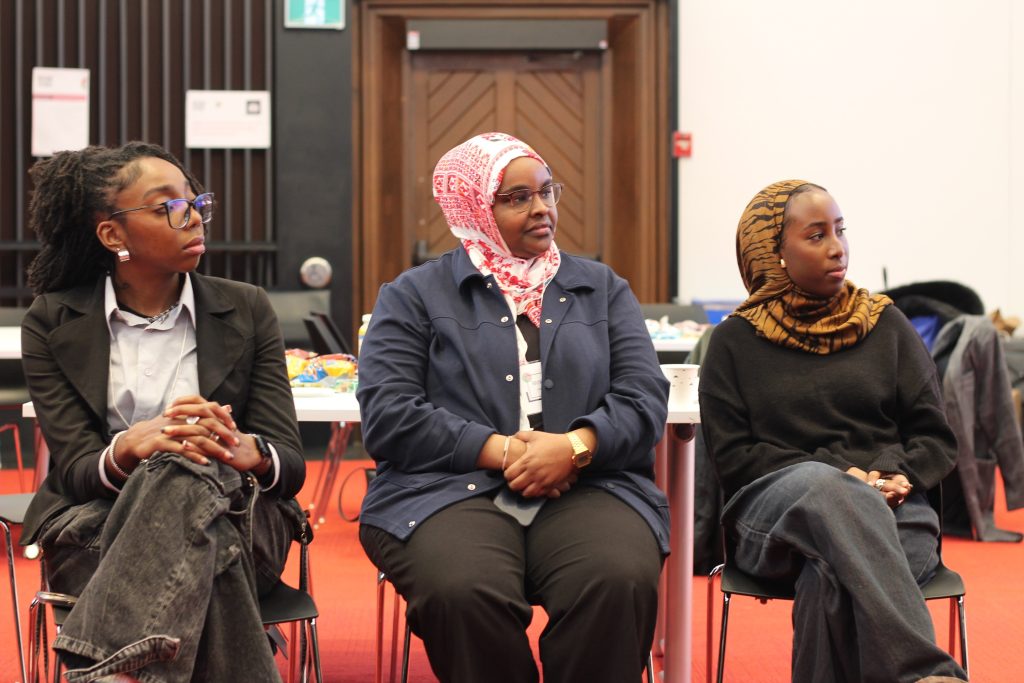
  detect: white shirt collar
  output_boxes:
[104,274,197,333]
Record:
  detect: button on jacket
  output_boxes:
[356,248,671,552]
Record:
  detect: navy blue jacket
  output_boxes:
[356,248,670,553]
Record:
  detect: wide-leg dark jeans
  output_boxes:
[724,462,968,683]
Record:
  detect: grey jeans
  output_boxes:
[723,462,968,683]
[39,452,300,683]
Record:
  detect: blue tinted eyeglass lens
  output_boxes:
[169,194,214,228]
[195,194,214,223]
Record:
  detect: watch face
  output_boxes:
[573,452,593,468]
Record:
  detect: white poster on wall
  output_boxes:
[31,67,90,157]
[185,90,271,149]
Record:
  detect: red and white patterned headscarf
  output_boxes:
[432,132,560,327]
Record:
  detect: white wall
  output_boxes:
[677,0,1023,318]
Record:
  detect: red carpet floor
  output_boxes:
[1,460,1022,682]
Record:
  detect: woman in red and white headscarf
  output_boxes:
[357,133,669,683]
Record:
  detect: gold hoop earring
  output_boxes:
[117,248,130,263]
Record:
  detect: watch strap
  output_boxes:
[250,433,272,460]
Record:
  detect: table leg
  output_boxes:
[309,421,354,529]
[663,426,695,683]
[654,430,670,658]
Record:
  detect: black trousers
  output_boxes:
[360,486,663,683]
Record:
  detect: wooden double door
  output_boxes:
[354,1,672,318]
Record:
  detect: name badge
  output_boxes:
[522,360,543,414]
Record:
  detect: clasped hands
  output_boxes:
[501,431,581,499]
[111,395,267,475]
[846,467,912,509]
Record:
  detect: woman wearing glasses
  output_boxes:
[357,133,669,682]
[20,142,305,682]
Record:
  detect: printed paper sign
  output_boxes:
[32,67,90,157]
[185,90,271,149]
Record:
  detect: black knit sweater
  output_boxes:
[699,306,957,502]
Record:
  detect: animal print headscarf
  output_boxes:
[432,132,560,327]
[731,179,892,355]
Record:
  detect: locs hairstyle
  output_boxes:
[25,142,203,294]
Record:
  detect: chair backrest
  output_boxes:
[266,290,330,349]
[0,307,27,327]
[310,311,352,355]
[304,317,347,356]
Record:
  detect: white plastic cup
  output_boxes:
[661,363,699,409]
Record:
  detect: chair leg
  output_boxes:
[645,650,655,681]
[28,594,63,683]
[28,596,39,683]
[706,564,723,683]
[375,575,386,683]
[716,592,732,683]
[307,617,323,683]
[956,595,969,676]
[297,619,308,683]
[2,519,27,683]
[389,585,401,683]
[400,621,412,683]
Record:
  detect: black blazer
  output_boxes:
[20,272,305,544]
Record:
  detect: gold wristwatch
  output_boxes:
[567,430,593,469]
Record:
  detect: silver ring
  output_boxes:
[185,415,200,425]
[873,479,887,490]
[210,432,220,443]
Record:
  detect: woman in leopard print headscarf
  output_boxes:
[732,179,891,354]
[698,181,967,682]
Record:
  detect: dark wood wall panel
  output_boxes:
[0,0,276,305]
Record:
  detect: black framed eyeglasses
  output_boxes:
[107,192,215,230]
[493,183,563,213]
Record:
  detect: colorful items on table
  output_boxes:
[286,348,358,391]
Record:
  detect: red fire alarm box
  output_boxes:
[673,131,692,158]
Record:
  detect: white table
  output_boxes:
[26,390,702,682]
[652,337,698,354]
[291,390,701,683]
[0,327,20,359]
[7,329,696,361]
